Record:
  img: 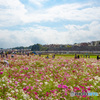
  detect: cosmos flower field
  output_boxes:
[0,54,100,100]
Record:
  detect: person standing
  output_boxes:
[52,54,55,59]
[97,55,99,60]
[1,51,3,58]
[5,51,8,58]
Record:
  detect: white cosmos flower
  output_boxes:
[2,80,5,82]
[38,88,42,91]
[9,97,15,100]
[45,82,48,85]
[11,90,15,93]
[2,76,8,80]
[6,93,11,96]
[63,67,66,70]
[9,80,12,83]
[23,94,30,99]
[50,78,53,81]
[89,79,93,81]
[30,98,33,100]
[95,81,99,83]
[13,78,15,81]
[23,83,26,85]
[7,82,9,84]
[90,85,93,88]
[74,76,77,79]
[70,86,73,91]
[94,83,97,85]
[98,77,100,81]
[55,83,58,87]
[16,89,18,92]
[3,84,6,86]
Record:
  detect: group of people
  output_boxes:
[45,54,55,59]
[0,51,14,58]
[74,54,80,59]
[75,54,100,60]
[0,51,8,58]
[0,51,14,66]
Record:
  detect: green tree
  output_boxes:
[31,44,42,51]
[31,44,48,51]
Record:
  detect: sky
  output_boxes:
[0,0,100,48]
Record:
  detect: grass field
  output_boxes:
[42,54,98,58]
[0,54,100,100]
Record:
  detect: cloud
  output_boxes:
[0,0,100,48]
[16,3,100,24]
[65,21,100,42]
[22,3,100,23]
[45,3,100,22]
[0,1,100,27]
[0,0,27,27]
[0,21,100,48]
[29,0,48,7]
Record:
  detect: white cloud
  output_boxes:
[29,0,48,7]
[45,3,100,21]
[0,21,100,48]
[0,0,27,27]
[0,1,100,27]
[65,21,100,42]
[17,3,100,23]
[0,0,100,48]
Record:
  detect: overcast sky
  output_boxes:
[0,0,100,48]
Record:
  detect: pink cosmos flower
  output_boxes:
[25,67,28,70]
[87,87,91,91]
[32,71,35,73]
[23,87,27,91]
[35,95,38,99]
[26,86,29,89]
[64,77,66,80]
[0,71,3,74]
[58,84,68,89]
[58,84,62,88]
[30,86,34,90]
[82,89,87,93]
[80,85,85,89]
[82,95,87,97]
[65,93,67,95]
[66,74,71,77]
[15,81,18,85]
[20,71,23,73]
[34,92,37,95]
[27,92,30,94]
[74,87,80,91]
[40,82,43,85]
[62,85,68,89]
[72,70,76,73]
[46,92,49,96]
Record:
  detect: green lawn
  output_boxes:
[41,54,98,59]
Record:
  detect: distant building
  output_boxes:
[80,43,89,46]
[91,41,100,46]
[74,43,81,46]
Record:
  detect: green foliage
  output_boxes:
[31,44,48,51]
